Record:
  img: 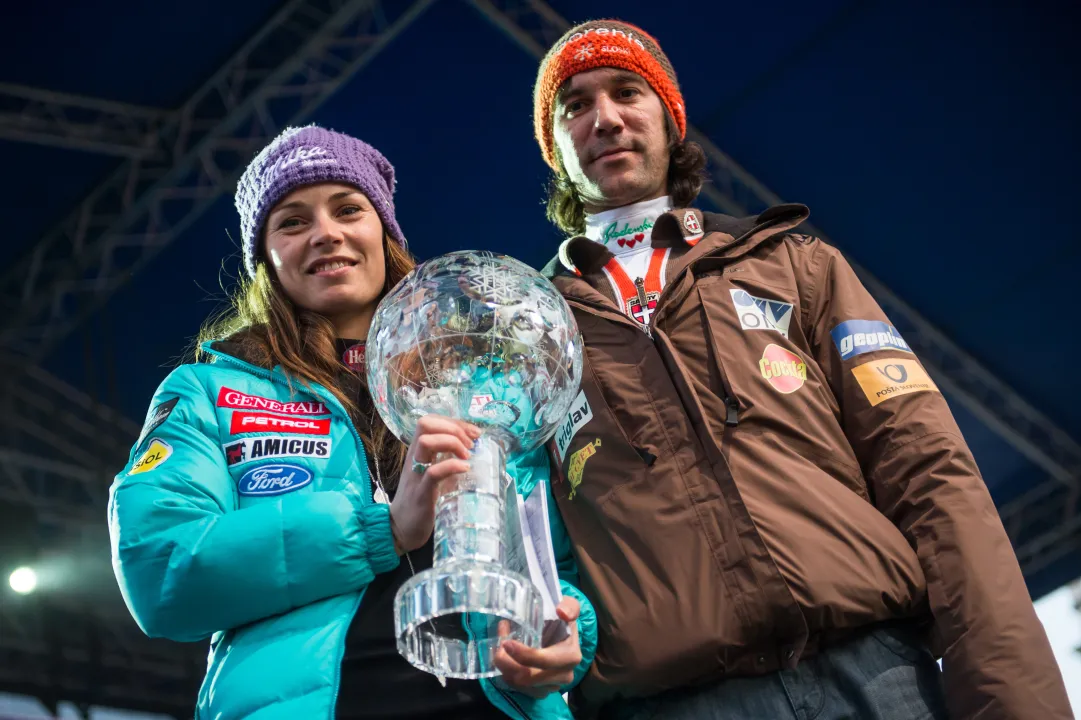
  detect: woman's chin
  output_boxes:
[306,290,379,319]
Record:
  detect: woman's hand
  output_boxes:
[494,597,583,698]
[389,415,480,553]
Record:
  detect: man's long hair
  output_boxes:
[197,235,415,482]
[546,114,708,236]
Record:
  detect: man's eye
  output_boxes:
[618,87,639,99]
[565,101,584,115]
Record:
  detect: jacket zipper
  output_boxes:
[567,291,740,428]
[203,346,375,720]
[633,277,653,339]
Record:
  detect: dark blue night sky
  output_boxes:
[1,0,1078,594]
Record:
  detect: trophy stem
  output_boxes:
[394,432,543,679]
[432,434,506,568]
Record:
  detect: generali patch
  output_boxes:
[851,358,938,407]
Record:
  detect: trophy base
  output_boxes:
[394,560,543,679]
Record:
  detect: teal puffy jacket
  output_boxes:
[108,342,597,719]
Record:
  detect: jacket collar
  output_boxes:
[542,203,810,279]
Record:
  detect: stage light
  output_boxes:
[9,566,37,595]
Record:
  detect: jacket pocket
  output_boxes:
[554,356,649,507]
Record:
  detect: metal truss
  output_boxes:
[0,82,169,158]
[0,0,438,363]
[466,0,1081,586]
[0,358,137,523]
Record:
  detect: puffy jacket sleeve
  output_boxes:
[799,239,1071,720]
[108,364,399,642]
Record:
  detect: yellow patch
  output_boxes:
[130,438,173,475]
[851,359,938,407]
[567,439,601,499]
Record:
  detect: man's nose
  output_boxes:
[593,94,624,134]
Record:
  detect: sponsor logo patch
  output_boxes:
[224,436,332,466]
[567,439,601,499]
[730,289,793,338]
[238,463,314,497]
[216,387,328,416]
[230,412,330,435]
[830,320,912,361]
[130,438,172,475]
[851,359,938,407]
[342,343,366,374]
[759,344,807,394]
[136,397,178,449]
[625,291,660,325]
[556,390,593,461]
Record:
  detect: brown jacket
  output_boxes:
[542,204,1071,719]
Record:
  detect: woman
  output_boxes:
[108,124,597,719]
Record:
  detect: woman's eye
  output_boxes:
[338,205,361,217]
[279,218,302,229]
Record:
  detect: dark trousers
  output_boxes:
[600,626,947,720]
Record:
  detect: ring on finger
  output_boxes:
[411,459,432,475]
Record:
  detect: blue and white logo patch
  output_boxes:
[555,390,593,462]
[830,320,912,361]
[729,289,793,338]
[238,463,313,497]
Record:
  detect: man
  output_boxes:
[532,19,1072,720]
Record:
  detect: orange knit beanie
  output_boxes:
[533,19,686,172]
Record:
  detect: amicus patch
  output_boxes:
[223,436,332,466]
[237,463,314,497]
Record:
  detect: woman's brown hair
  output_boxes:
[546,113,708,236]
[197,232,415,484]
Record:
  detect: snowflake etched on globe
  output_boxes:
[367,250,583,680]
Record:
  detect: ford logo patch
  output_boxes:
[238,463,313,497]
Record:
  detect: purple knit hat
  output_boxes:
[235,124,407,278]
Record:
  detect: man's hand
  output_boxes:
[494,597,583,698]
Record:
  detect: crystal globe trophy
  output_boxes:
[366,250,584,680]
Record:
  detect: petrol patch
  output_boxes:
[851,358,938,407]
[136,397,178,450]
[730,289,793,338]
[223,436,332,466]
[567,439,601,499]
[555,390,593,462]
[831,320,912,361]
[230,412,330,435]
[237,463,314,497]
[759,344,807,394]
[130,439,172,475]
